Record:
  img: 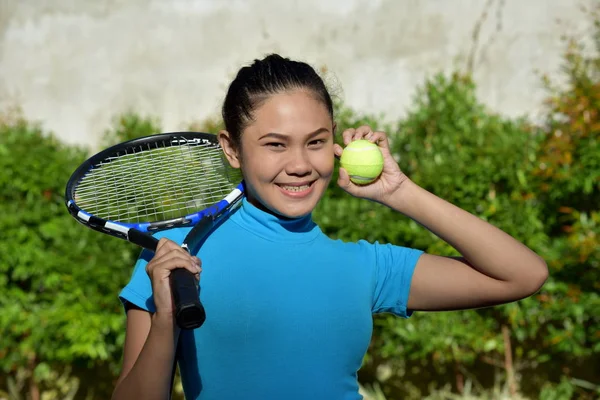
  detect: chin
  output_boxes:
[274,204,315,219]
[264,195,318,219]
[268,185,325,219]
[247,178,329,219]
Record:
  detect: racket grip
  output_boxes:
[170,269,206,330]
[128,228,160,251]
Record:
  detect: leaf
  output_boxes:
[483,339,498,352]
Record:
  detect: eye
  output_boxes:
[266,142,285,148]
[308,139,327,147]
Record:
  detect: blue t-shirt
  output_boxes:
[119,198,423,400]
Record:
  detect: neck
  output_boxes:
[246,192,311,221]
[232,197,320,243]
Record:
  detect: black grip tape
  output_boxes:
[128,228,204,329]
[170,269,206,329]
[128,228,160,251]
[170,217,215,329]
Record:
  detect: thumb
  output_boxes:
[337,167,353,191]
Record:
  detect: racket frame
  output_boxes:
[64,131,244,329]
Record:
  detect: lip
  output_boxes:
[276,180,316,198]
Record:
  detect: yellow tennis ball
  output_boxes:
[340,140,384,185]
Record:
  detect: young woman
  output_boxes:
[112,54,548,400]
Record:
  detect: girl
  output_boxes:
[112,54,548,400]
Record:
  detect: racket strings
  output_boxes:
[74,139,240,223]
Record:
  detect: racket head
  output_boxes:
[65,131,243,241]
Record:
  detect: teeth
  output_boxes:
[281,185,310,192]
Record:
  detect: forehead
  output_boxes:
[247,90,332,135]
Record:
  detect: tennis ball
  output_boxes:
[340,140,384,185]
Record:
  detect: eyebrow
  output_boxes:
[258,127,330,141]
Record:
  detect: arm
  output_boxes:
[113,238,201,400]
[112,309,180,400]
[387,180,548,311]
[335,126,548,311]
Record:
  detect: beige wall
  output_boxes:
[0,0,593,148]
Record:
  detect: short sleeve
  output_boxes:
[371,242,424,318]
[118,227,192,313]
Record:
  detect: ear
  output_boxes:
[218,130,241,169]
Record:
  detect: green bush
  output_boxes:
[0,115,162,399]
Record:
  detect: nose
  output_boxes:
[285,148,312,176]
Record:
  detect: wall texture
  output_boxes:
[0,0,593,148]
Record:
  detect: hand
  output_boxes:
[334,125,409,204]
[145,238,202,316]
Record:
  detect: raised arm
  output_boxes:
[386,180,547,311]
[334,126,548,311]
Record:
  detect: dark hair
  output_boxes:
[222,54,334,147]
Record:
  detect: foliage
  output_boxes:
[529,6,600,396]
[0,114,163,399]
[100,112,160,147]
[532,11,600,295]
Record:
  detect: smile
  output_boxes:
[280,184,310,192]
[276,181,316,198]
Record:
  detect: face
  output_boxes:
[219,90,335,219]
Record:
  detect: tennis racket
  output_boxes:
[65,131,244,330]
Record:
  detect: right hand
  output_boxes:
[145,238,202,316]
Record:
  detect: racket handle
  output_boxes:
[128,228,160,251]
[170,269,206,330]
[128,229,206,329]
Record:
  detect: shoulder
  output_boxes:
[313,236,382,264]
[320,236,413,255]
[320,236,423,270]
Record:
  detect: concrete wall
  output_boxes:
[0,0,593,148]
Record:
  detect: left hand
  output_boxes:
[334,125,410,203]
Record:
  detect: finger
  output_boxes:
[363,131,395,164]
[148,256,201,277]
[353,125,373,141]
[366,131,390,149]
[148,255,199,274]
[333,143,343,158]
[150,246,192,265]
[342,128,355,145]
[145,251,178,275]
[155,237,171,253]
[155,237,181,256]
